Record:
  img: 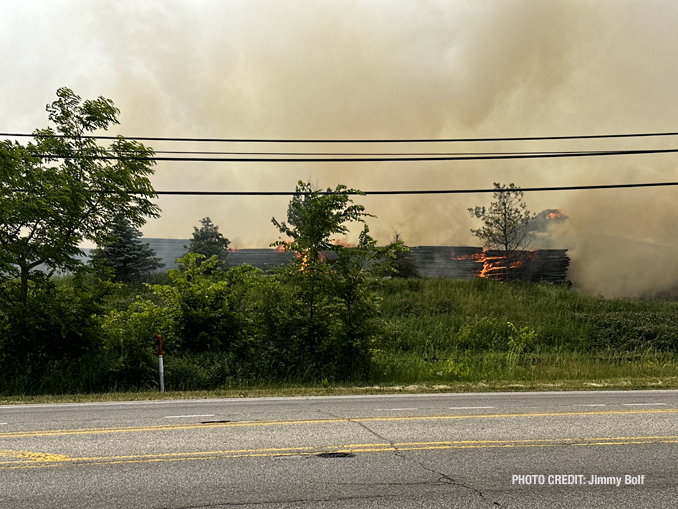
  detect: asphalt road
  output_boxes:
[1,390,677,508]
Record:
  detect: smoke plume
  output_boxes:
[2,1,678,296]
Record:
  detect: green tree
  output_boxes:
[0,87,159,306]
[271,181,373,321]
[89,220,164,283]
[151,253,243,353]
[387,232,419,278]
[468,183,535,281]
[186,217,230,271]
[270,181,401,379]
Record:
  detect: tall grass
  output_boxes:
[370,348,678,385]
[5,275,678,396]
[369,277,678,385]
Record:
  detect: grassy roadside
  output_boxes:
[2,377,678,405]
[369,278,678,380]
[4,277,678,401]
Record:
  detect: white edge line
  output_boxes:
[2,389,678,409]
[622,403,667,406]
[164,414,215,419]
[448,406,495,410]
[374,408,418,411]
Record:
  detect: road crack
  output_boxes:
[345,416,507,508]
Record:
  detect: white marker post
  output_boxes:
[156,334,165,393]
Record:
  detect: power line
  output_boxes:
[149,149,570,156]
[4,130,678,144]
[29,147,678,162]
[150,181,678,195]
[11,181,678,196]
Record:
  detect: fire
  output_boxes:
[546,210,566,220]
[544,209,568,221]
[477,254,506,279]
[334,238,357,248]
[295,250,327,271]
[273,243,287,252]
[450,252,485,261]
[296,252,307,270]
[451,249,539,281]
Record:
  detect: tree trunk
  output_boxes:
[19,264,29,307]
[504,244,511,282]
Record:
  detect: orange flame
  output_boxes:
[450,252,485,261]
[334,238,357,248]
[467,253,505,278]
[295,250,327,271]
[546,209,567,220]
[451,249,539,281]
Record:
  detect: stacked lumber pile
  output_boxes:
[473,249,570,283]
[224,248,295,270]
[410,246,570,284]
[408,246,481,279]
[511,249,570,284]
[132,241,570,283]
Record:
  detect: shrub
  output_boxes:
[101,296,177,390]
[455,315,538,351]
[581,311,678,351]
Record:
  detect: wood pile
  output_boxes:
[407,246,480,279]
[510,249,570,284]
[411,246,570,284]
[224,248,295,270]
[130,240,571,283]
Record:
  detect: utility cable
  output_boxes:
[148,150,572,156]
[4,130,678,144]
[148,181,678,195]
[28,147,678,162]
[11,181,678,196]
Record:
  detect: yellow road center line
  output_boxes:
[1,435,677,470]
[0,449,70,462]
[1,407,677,439]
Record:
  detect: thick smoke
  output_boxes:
[2,1,678,296]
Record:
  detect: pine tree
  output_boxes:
[469,183,535,281]
[186,217,230,270]
[388,233,420,278]
[90,221,164,283]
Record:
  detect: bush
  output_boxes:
[0,276,108,364]
[455,316,538,351]
[581,311,678,351]
[101,296,177,390]
[151,254,248,353]
[240,267,381,382]
[164,352,234,390]
[0,273,115,395]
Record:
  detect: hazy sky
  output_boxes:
[3,1,678,296]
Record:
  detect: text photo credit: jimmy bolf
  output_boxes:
[512,474,646,486]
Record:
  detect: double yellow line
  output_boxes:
[2,407,677,439]
[2,435,678,470]
[2,408,677,470]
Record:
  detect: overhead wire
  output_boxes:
[148,149,572,156]
[27,147,678,162]
[6,130,678,196]
[12,181,678,196]
[4,130,678,143]
[143,181,678,195]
